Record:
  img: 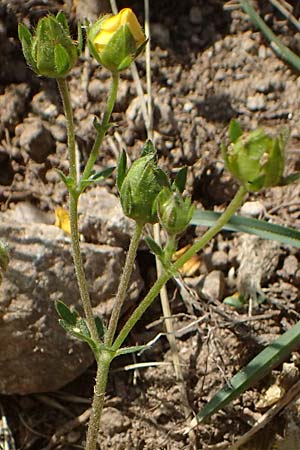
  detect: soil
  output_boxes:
[1,0,300,449]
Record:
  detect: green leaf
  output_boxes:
[223,293,246,309]
[173,166,187,193]
[145,236,163,257]
[55,300,77,326]
[191,320,300,426]
[55,169,75,191]
[58,317,98,358]
[93,116,102,133]
[280,171,300,186]
[89,166,115,183]
[191,210,300,248]
[229,119,243,143]
[117,149,127,191]
[116,344,150,357]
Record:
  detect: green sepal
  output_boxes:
[117,55,133,71]
[144,236,164,257]
[117,149,127,191]
[229,119,243,143]
[56,11,69,32]
[54,43,70,75]
[99,25,137,72]
[141,140,155,157]
[155,168,170,188]
[173,166,187,193]
[18,23,37,72]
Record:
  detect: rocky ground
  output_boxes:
[1,0,300,449]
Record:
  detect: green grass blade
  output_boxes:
[239,0,300,72]
[190,321,300,427]
[191,210,300,248]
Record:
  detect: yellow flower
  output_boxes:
[88,8,147,72]
[94,8,145,52]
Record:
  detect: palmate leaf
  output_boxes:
[189,320,300,428]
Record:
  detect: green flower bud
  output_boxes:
[222,121,287,192]
[157,187,195,236]
[18,12,78,78]
[88,8,147,72]
[118,142,164,225]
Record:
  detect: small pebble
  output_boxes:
[240,201,265,217]
[202,270,225,301]
[246,94,266,111]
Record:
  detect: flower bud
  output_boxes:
[157,188,194,236]
[88,8,147,72]
[18,12,78,78]
[118,142,163,225]
[222,122,287,192]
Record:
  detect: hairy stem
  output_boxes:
[85,351,113,450]
[82,72,119,182]
[105,222,144,346]
[57,77,99,343]
[112,186,247,351]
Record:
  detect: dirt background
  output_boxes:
[1,0,300,449]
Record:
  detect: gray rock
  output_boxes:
[0,216,143,394]
[31,91,58,120]
[100,407,131,436]
[79,187,134,248]
[202,270,225,301]
[19,118,55,163]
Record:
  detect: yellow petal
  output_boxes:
[54,207,71,235]
[119,8,145,46]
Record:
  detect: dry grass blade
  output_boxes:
[0,404,16,450]
[269,0,300,33]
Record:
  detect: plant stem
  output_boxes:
[86,350,113,450]
[105,222,144,346]
[57,77,99,344]
[82,72,119,182]
[57,78,77,182]
[112,185,247,351]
